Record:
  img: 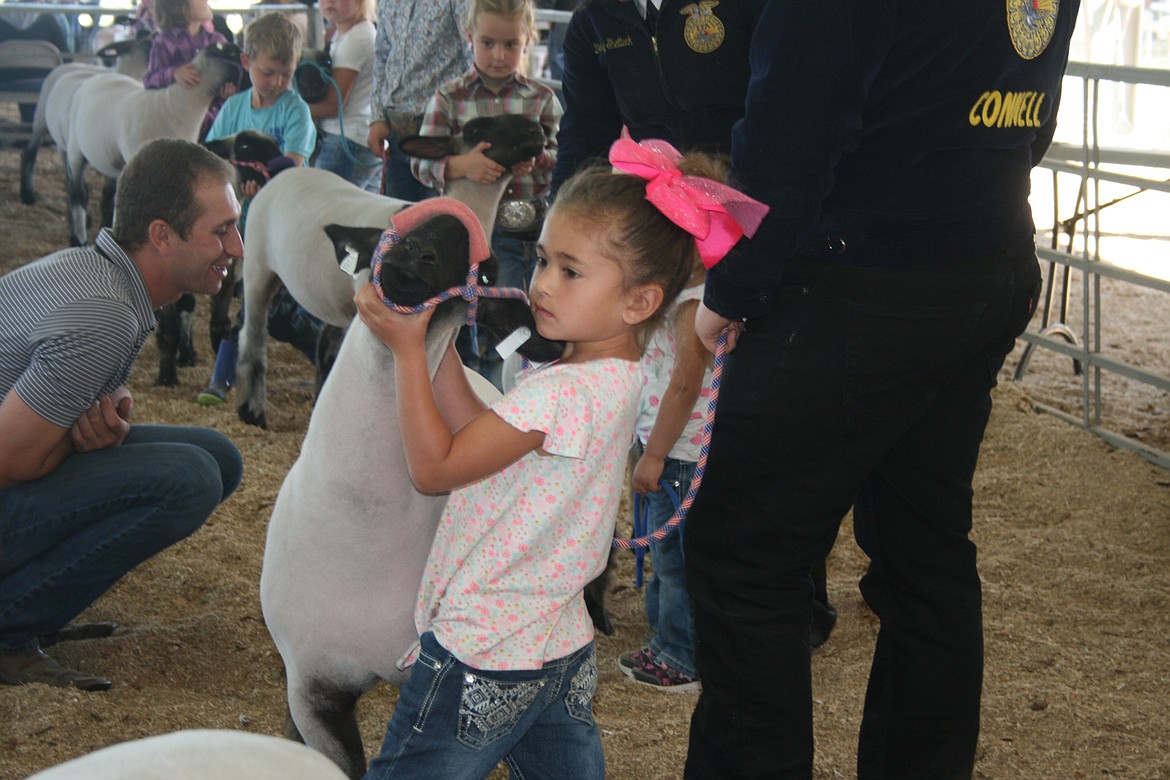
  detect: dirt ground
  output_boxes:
[2,142,1170,780]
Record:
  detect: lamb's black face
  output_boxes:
[376,215,472,307]
[234,131,282,165]
[464,115,549,169]
[200,42,245,90]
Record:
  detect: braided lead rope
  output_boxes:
[297,60,382,169]
[369,228,529,324]
[231,159,272,184]
[630,478,685,586]
[613,326,729,551]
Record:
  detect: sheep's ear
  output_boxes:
[323,225,385,275]
[202,138,232,159]
[398,135,460,160]
[96,39,133,61]
[477,297,565,363]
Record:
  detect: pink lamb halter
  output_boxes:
[370,197,526,322]
[389,197,491,264]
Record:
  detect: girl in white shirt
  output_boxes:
[308,0,382,190]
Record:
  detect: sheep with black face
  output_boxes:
[235,114,553,429]
[259,198,561,779]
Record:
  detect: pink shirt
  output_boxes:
[416,358,642,670]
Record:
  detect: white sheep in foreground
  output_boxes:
[25,729,348,780]
[259,198,563,779]
[33,42,242,246]
[235,114,551,429]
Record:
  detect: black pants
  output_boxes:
[683,244,1041,779]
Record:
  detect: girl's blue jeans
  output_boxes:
[643,456,698,677]
[0,425,243,653]
[364,631,605,780]
[314,132,383,193]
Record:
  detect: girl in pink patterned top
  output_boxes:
[355,139,764,779]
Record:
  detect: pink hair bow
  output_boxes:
[608,132,769,268]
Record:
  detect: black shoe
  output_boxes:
[0,649,112,691]
[810,601,838,649]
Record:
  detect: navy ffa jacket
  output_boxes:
[551,0,764,192]
[706,0,1083,320]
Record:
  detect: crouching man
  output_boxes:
[0,138,245,691]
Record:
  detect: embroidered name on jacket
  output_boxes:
[968,90,1047,128]
[593,35,634,54]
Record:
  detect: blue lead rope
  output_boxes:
[630,477,685,587]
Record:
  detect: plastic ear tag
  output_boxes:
[340,247,362,277]
[495,327,531,358]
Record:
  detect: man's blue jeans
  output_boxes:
[642,456,698,677]
[315,132,383,193]
[0,425,243,653]
[365,631,605,780]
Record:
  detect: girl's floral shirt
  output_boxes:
[415,357,641,670]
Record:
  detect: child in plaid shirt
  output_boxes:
[411,0,562,390]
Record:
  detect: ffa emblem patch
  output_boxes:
[680,1,724,54]
[1007,0,1059,60]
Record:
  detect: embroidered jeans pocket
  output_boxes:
[411,643,456,734]
[458,673,544,749]
[564,649,598,724]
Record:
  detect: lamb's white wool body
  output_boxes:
[19,37,154,210]
[27,47,237,246]
[26,730,349,780]
[259,295,479,779]
[236,114,545,428]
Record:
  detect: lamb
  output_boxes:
[235,114,551,429]
[259,197,563,779]
[18,35,155,216]
[23,42,243,247]
[25,730,348,780]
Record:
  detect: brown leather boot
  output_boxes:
[0,649,112,691]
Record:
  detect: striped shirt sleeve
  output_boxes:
[16,298,140,428]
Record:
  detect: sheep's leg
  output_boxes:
[209,259,239,353]
[64,151,89,247]
[19,129,42,205]
[176,293,198,367]
[235,262,282,429]
[584,546,619,636]
[100,175,118,229]
[287,674,367,780]
[154,302,181,387]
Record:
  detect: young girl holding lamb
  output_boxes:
[142,0,234,139]
[306,0,382,191]
[353,135,766,778]
[412,0,562,389]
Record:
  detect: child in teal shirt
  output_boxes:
[198,11,319,406]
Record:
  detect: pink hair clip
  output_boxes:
[608,130,769,268]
